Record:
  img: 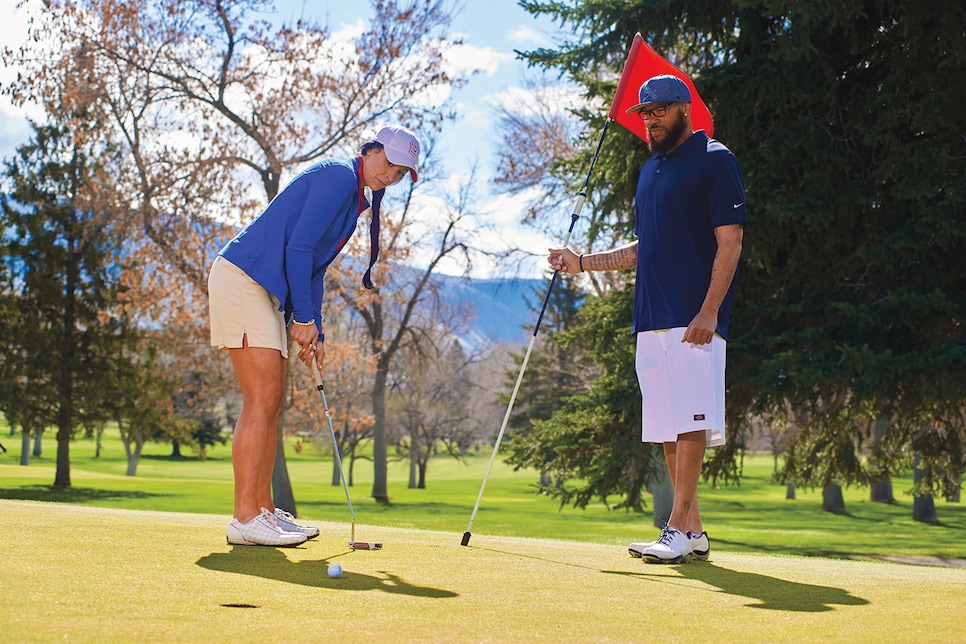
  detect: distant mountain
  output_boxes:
[326,257,548,348]
[434,274,546,347]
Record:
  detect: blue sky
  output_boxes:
[0,0,576,278]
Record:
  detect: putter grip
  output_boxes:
[312,362,323,388]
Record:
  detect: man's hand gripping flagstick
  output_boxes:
[460,33,714,547]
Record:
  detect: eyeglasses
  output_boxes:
[637,103,671,121]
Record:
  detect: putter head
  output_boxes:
[349,541,382,550]
[461,531,471,546]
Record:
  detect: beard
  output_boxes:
[647,110,690,153]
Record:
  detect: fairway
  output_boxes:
[2,499,963,643]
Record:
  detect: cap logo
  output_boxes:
[408,139,419,159]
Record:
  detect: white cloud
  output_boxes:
[456,102,490,127]
[330,17,366,43]
[507,26,549,46]
[485,83,584,118]
[442,42,512,78]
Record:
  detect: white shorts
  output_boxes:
[635,328,726,447]
[207,255,288,358]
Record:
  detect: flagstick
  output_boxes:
[462,119,612,547]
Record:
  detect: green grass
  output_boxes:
[2,500,964,643]
[1,428,964,561]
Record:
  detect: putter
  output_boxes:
[312,363,382,551]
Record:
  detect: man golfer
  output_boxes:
[548,75,746,563]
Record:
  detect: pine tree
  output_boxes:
[0,122,139,486]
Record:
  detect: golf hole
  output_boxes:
[220,603,259,609]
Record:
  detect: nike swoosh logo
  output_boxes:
[733,203,744,209]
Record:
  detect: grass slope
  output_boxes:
[2,500,963,643]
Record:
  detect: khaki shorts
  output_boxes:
[635,328,726,447]
[207,255,288,358]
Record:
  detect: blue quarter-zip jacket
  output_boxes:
[219,157,368,336]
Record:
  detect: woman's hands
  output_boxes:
[290,322,324,370]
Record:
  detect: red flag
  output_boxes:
[609,33,714,143]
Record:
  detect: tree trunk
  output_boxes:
[268,350,297,514]
[913,494,938,522]
[650,452,674,528]
[869,417,893,502]
[946,475,961,503]
[408,442,418,489]
[32,430,42,457]
[786,483,796,500]
[331,455,342,486]
[870,478,895,503]
[125,431,143,476]
[370,362,390,502]
[822,484,846,513]
[171,440,182,458]
[95,427,103,459]
[912,460,938,523]
[54,424,71,487]
[271,425,297,516]
[418,460,427,489]
[20,429,30,466]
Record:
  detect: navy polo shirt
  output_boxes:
[633,131,747,339]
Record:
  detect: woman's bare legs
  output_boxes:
[229,339,286,523]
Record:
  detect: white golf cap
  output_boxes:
[375,125,420,182]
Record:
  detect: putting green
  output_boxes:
[2,499,962,642]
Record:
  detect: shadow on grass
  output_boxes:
[0,485,165,503]
[196,546,458,598]
[649,562,869,612]
[297,498,466,514]
[477,545,867,611]
[712,531,961,561]
[139,454,229,462]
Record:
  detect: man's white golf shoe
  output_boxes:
[639,525,693,564]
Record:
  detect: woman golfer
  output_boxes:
[208,125,421,546]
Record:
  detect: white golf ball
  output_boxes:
[327,563,343,578]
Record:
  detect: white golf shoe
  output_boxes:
[689,530,710,561]
[628,536,658,558]
[628,522,668,558]
[272,508,321,539]
[640,525,692,564]
[227,508,307,547]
